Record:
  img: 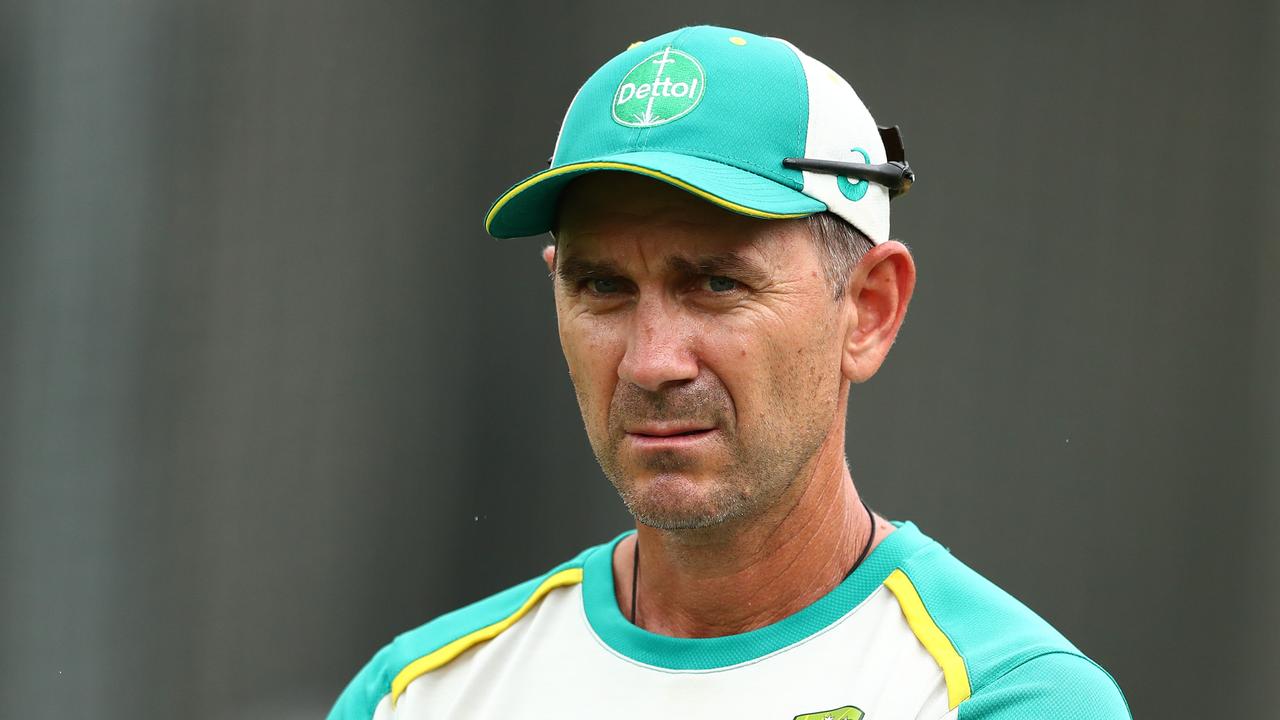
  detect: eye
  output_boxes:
[584,277,623,295]
[704,275,739,293]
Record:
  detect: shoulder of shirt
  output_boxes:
[325,538,609,720]
[889,526,1131,719]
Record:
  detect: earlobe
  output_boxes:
[542,244,556,275]
[841,241,916,384]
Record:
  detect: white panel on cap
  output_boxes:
[776,40,890,244]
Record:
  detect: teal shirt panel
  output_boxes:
[957,652,1132,720]
[896,540,1130,718]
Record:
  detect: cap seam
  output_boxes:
[635,26,698,154]
[775,37,809,158]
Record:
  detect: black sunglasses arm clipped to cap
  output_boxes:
[782,125,915,199]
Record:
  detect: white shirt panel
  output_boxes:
[395,584,948,719]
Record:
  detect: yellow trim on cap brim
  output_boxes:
[484,161,813,234]
[884,569,972,710]
[390,567,584,705]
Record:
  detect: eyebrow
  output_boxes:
[666,251,770,286]
[556,256,623,285]
[556,250,770,286]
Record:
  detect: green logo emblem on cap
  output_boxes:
[793,706,865,720]
[837,148,870,202]
[612,47,705,128]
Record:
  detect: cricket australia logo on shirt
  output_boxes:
[612,47,705,127]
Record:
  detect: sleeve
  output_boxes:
[326,644,396,720]
[956,652,1131,720]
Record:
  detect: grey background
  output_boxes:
[1,0,1276,717]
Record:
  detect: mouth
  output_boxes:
[624,423,718,449]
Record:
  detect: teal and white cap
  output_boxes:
[484,25,913,243]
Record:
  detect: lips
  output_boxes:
[625,422,715,437]
[623,422,718,451]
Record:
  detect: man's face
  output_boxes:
[551,173,851,531]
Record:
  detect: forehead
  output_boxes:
[555,172,806,262]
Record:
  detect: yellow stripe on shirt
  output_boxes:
[391,567,584,705]
[884,568,972,709]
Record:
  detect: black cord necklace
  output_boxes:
[629,499,878,627]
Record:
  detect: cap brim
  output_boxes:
[484,151,827,238]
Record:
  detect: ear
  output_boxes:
[542,244,556,275]
[841,241,916,384]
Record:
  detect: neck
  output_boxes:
[612,424,893,638]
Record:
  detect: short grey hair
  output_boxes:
[804,212,875,299]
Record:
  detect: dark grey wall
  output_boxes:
[1,1,1274,717]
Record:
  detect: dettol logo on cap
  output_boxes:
[612,47,705,128]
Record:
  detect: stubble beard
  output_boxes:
[586,373,831,531]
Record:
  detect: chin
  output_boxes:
[620,471,746,530]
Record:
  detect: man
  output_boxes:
[329,25,1129,719]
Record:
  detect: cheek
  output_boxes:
[692,321,762,428]
[702,309,840,428]
[559,315,625,429]
[774,318,842,401]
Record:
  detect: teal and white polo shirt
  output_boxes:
[328,522,1129,719]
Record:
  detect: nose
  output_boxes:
[617,297,699,392]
